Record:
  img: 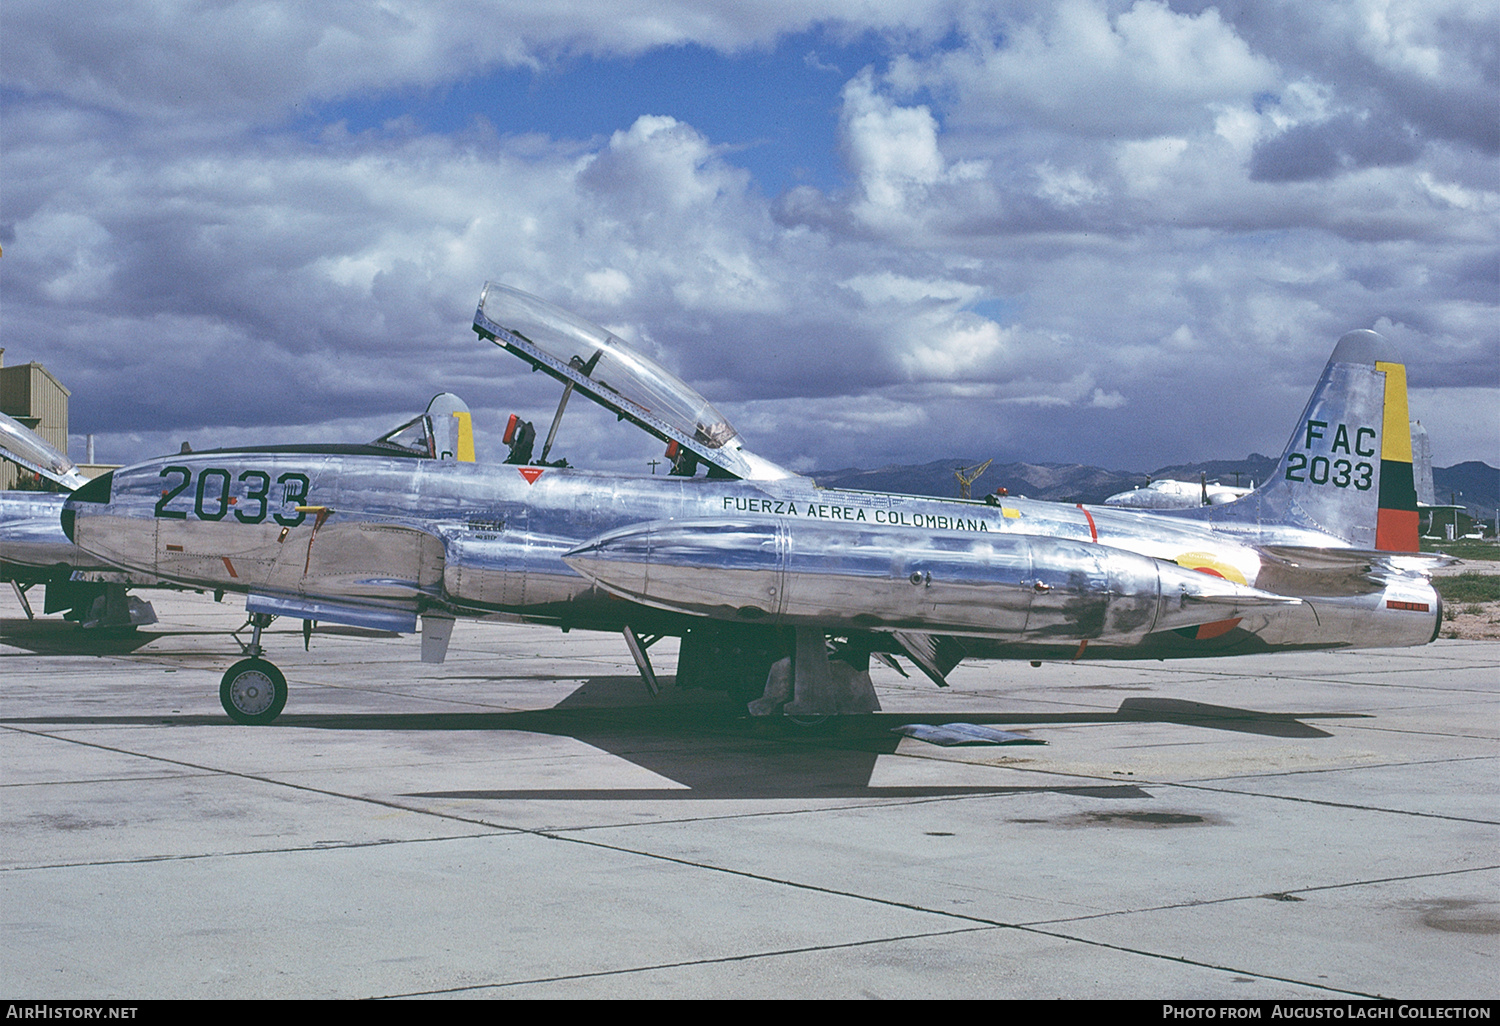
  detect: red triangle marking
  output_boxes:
[518,467,545,484]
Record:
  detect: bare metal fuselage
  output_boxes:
[66,451,1440,659]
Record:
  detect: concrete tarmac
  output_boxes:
[2,589,1496,999]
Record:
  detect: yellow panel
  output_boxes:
[1374,361,1412,463]
[451,412,476,462]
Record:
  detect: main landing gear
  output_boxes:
[220,613,288,725]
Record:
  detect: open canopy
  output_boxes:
[0,411,88,490]
[473,283,792,481]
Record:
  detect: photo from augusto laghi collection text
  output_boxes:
[1162,1005,1494,1020]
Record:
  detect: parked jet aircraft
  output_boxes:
[1,412,158,627]
[62,283,1441,724]
[1105,476,1253,509]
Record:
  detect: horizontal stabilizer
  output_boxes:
[1254,545,1453,598]
[1180,587,1302,608]
[1152,558,1304,628]
[1259,545,1456,573]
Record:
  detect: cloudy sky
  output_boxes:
[5,0,1496,476]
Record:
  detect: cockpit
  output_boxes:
[181,393,477,463]
[369,393,475,462]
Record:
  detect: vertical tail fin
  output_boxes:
[1207,330,1419,551]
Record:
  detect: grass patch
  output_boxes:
[1421,538,1500,560]
[1432,573,1500,604]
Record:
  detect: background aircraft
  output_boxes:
[1104,476,1253,509]
[1,412,159,627]
[62,283,1441,724]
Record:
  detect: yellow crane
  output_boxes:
[955,459,993,500]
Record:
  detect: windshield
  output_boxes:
[365,393,475,462]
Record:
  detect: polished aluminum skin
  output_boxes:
[2,492,162,629]
[66,439,1438,655]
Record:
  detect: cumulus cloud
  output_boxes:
[1250,111,1423,182]
[890,0,1279,138]
[1216,0,1500,155]
[838,71,988,229]
[4,0,963,124]
[4,0,1495,474]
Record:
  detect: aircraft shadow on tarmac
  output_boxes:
[0,618,168,655]
[0,619,398,656]
[392,681,1346,801]
[0,667,1360,801]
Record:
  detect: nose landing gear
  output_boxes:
[220,613,288,725]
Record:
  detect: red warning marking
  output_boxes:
[1076,503,1098,542]
[1386,600,1429,612]
[1193,618,1241,640]
[1071,639,1089,661]
[518,467,545,485]
[1185,566,1239,639]
[221,557,238,578]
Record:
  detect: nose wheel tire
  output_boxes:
[220,658,288,725]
